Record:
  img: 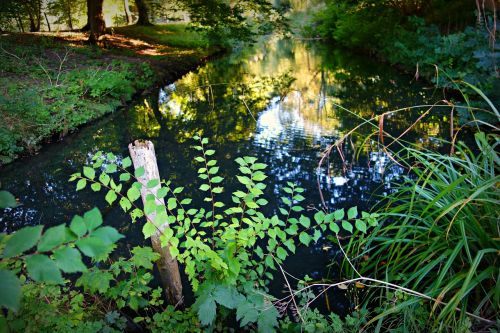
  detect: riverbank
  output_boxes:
[0,24,216,165]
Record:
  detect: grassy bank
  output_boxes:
[0,24,213,165]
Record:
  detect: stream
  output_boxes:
[0,37,450,313]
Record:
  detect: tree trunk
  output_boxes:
[128,140,184,306]
[28,12,37,32]
[124,0,133,24]
[135,0,152,25]
[67,1,73,31]
[44,12,51,31]
[88,0,106,44]
[80,0,91,31]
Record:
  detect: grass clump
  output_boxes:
[0,35,155,164]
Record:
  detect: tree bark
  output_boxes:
[88,0,106,44]
[124,0,133,24]
[135,0,152,25]
[80,0,91,31]
[44,12,51,31]
[128,140,184,306]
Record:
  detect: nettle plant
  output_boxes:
[72,136,379,332]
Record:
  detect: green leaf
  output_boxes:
[214,285,243,309]
[347,206,358,220]
[70,215,87,238]
[299,215,310,228]
[76,237,111,259]
[181,198,192,205]
[342,221,353,233]
[313,229,321,243]
[90,183,101,192]
[119,173,131,182]
[83,166,95,180]
[99,173,110,186]
[205,149,215,156]
[252,172,267,182]
[299,232,311,246]
[147,179,160,188]
[212,176,224,183]
[53,247,87,273]
[105,190,118,205]
[334,209,345,221]
[257,303,279,333]
[199,184,210,191]
[37,224,66,252]
[329,222,340,234]
[122,157,132,168]
[0,269,21,311]
[105,163,117,173]
[119,197,132,212]
[314,211,325,224]
[127,186,141,202]
[0,190,17,208]
[25,254,63,284]
[194,156,205,163]
[76,179,87,191]
[83,207,103,231]
[284,239,296,253]
[142,221,156,238]
[92,226,124,245]
[173,187,184,194]
[157,187,168,198]
[237,176,252,185]
[355,219,367,233]
[135,167,145,178]
[196,295,216,326]
[3,225,43,258]
[237,299,259,326]
[167,198,177,210]
[276,247,287,261]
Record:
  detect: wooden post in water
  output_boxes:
[128,140,183,306]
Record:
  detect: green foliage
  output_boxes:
[0,207,122,312]
[75,136,378,332]
[312,1,499,108]
[0,38,155,164]
[343,131,500,331]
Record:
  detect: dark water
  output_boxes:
[0,38,450,312]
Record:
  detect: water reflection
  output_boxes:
[0,38,451,311]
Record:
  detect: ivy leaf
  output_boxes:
[37,224,66,252]
[70,215,86,238]
[0,269,21,311]
[0,190,17,209]
[3,225,43,258]
[83,207,103,231]
[25,254,63,284]
[53,247,87,273]
[119,197,132,212]
[199,184,210,191]
[135,167,145,178]
[91,183,101,192]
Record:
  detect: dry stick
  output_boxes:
[128,140,183,306]
[276,257,305,325]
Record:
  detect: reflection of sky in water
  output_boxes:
[1,38,449,312]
